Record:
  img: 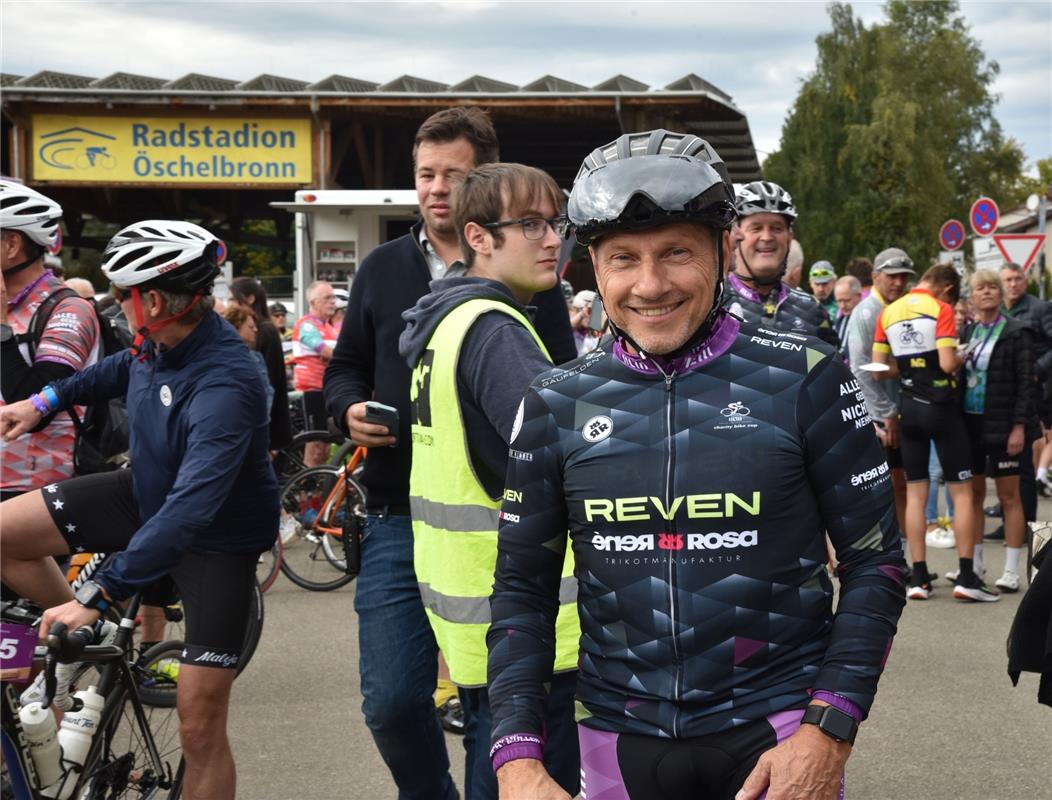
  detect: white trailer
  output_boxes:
[271,189,419,315]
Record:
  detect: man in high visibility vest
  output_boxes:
[400,163,580,799]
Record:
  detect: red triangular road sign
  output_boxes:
[992,233,1046,272]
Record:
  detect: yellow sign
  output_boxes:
[31,115,313,185]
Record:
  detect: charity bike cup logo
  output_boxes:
[582,415,613,443]
[720,401,751,422]
[159,385,173,407]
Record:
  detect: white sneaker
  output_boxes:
[279,512,300,545]
[925,528,957,549]
[995,570,1020,593]
[907,583,932,600]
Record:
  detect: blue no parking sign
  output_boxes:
[939,219,965,250]
[969,197,1000,237]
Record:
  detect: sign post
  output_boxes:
[969,197,1000,238]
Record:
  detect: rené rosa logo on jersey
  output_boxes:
[591,530,759,552]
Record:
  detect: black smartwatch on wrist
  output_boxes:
[802,703,858,745]
[74,580,110,613]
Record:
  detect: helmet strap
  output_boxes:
[128,287,206,361]
[1,254,43,278]
[734,241,786,289]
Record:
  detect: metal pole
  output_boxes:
[1039,195,1047,301]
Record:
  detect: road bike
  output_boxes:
[1,596,184,799]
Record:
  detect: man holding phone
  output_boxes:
[323,107,575,798]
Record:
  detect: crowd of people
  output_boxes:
[0,104,1048,800]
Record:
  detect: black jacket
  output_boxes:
[257,319,292,450]
[722,273,839,347]
[1004,292,1052,420]
[962,317,1038,448]
[323,221,576,511]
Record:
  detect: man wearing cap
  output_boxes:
[844,248,914,558]
[269,302,289,336]
[809,262,838,319]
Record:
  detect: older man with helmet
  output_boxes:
[486,130,905,800]
[722,181,838,346]
[0,220,279,799]
[0,180,100,499]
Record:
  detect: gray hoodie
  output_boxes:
[399,276,552,499]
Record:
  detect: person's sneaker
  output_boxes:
[925,528,956,549]
[984,503,1002,518]
[945,567,987,582]
[437,696,465,735]
[953,574,1001,602]
[984,525,1005,542]
[995,570,1021,593]
[907,583,933,600]
[20,620,118,708]
[1039,478,1052,498]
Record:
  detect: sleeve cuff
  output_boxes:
[811,690,865,723]
[490,733,544,773]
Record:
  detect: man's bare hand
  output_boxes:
[0,399,44,441]
[41,601,101,643]
[345,402,396,448]
[882,416,899,449]
[735,722,850,800]
[497,759,570,800]
[1006,423,1025,457]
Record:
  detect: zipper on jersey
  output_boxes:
[653,360,681,736]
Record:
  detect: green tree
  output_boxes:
[764,0,1030,270]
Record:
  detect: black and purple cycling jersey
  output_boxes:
[487,310,906,759]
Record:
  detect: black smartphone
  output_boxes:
[365,401,399,447]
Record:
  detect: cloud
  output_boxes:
[1,0,1048,164]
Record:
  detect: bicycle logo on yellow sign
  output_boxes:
[38,126,119,172]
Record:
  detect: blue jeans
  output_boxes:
[925,442,954,523]
[355,512,457,800]
[458,671,580,800]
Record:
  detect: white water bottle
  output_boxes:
[44,685,105,799]
[18,701,63,788]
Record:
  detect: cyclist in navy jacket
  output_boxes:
[0,220,278,800]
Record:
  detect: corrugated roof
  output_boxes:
[91,72,168,91]
[378,74,449,93]
[593,74,649,92]
[521,75,589,93]
[448,75,518,93]
[16,71,95,89]
[308,74,379,93]
[239,74,310,92]
[165,73,239,92]
[666,73,733,102]
[0,74,24,87]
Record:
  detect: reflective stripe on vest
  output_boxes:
[408,297,579,687]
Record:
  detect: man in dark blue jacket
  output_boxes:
[0,220,278,800]
[323,107,574,799]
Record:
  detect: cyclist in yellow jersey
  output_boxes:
[872,264,996,602]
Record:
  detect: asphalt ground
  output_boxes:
[227,489,1051,800]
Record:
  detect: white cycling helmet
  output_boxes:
[735,181,797,222]
[101,220,221,293]
[0,178,63,252]
[333,287,349,310]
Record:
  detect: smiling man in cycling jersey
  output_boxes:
[0,220,278,800]
[486,131,906,800]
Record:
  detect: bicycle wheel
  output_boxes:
[274,431,349,483]
[257,537,282,593]
[80,641,184,799]
[279,466,357,591]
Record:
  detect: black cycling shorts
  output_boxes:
[899,395,972,483]
[41,470,259,669]
[963,413,1021,478]
[578,709,845,800]
[300,390,329,432]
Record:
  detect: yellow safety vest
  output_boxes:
[408,298,579,687]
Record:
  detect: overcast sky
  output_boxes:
[2,1,1049,170]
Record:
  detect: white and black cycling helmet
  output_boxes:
[568,129,736,246]
[0,179,63,255]
[735,181,797,223]
[333,287,349,310]
[101,220,221,294]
